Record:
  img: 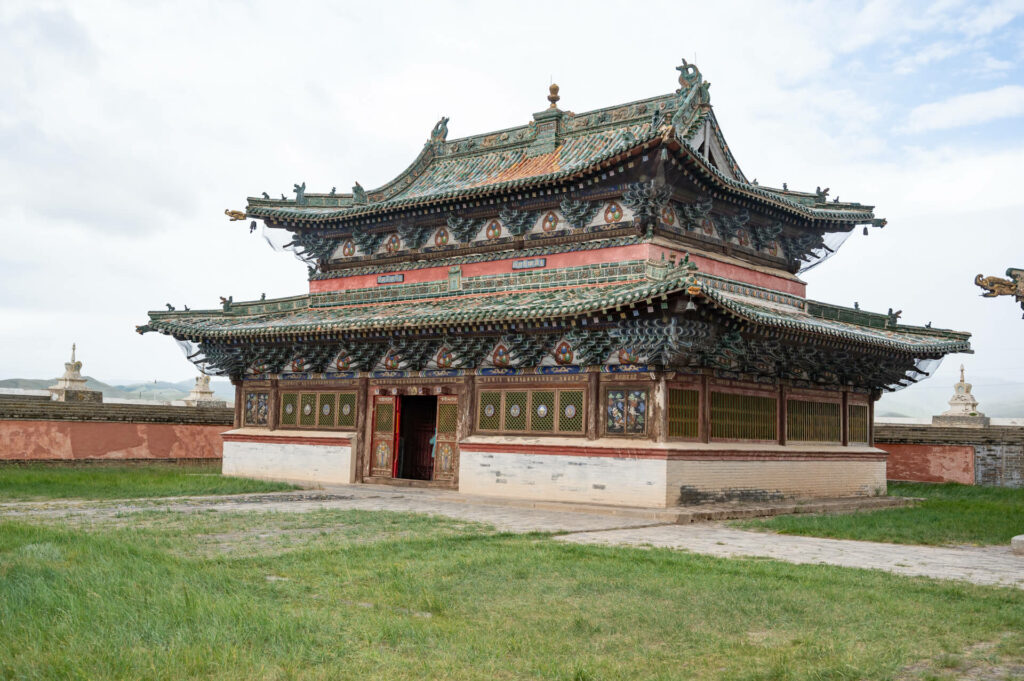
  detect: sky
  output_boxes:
[1,0,1022,415]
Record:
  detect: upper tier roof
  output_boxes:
[243,61,878,227]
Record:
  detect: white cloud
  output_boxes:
[901,85,1024,132]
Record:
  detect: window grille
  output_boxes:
[437,402,458,435]
[478,392,502,431]
[667,388,699,439]
[317,392,336,428]
[374,402,394,434]
[848,404,869,443]
[337,393,356,428]
[505,392,529,431]
[530,391,555,432]
[280,392,298,426]
[787,399,841,443]
[557,390,585,433]
[710,392,777,440]
[299,393,317,426]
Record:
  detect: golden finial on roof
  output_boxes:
[547,83,560,109]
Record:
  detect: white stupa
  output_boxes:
[183,374,227,408]
[48,344,102,403]
[932,364,989,427]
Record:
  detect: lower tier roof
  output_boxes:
[139,267,971,357]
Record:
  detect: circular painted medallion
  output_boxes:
[542,211,559,232]
[435,228,450,247]
[536,403,548,418]
[341,240,356,257]
[485,220,502,240]
[661,206,675,226]
[385,234,401,253]
[342,403,351,416]
[484,404,496,418]
[563,404,577,419]
[284,403,295,415]
[554,340,574,365]
[604,202,623,223]
[321,403,331,416]
[302,403,312,416]
[334,355,351,371]
[509,404,521,418]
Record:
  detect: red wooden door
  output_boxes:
[370,395,399,478]
[432,395,459,482]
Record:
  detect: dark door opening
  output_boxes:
[396,396,437,480]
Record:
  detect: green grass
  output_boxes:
[1,508,1022,680]
[737,482,1024,546]
[0,463,297,501]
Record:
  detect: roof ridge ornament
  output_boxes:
[352,182,367,205]
[671,58,711,131]
[547,83,560,109]
[430,116,449,143]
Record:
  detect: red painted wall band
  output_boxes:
[222,433,352,447]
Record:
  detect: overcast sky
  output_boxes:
[2,0,1022,414]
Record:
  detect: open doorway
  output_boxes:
[396,395,437,480]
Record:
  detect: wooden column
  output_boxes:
[652,372,666,443]
[268,378,280,431]
[354,376,369,482]
[868,393,877,447]
[360,378,374,480]
[232,379,243,428]
[586,369,600,440]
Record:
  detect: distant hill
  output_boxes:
[0,377,235,403]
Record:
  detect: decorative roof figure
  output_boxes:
[352,182,367,205]
[975,268,1024,318]
[293,182,307,205]
[933,364,989,427]
[48,344,102,403]
[430,117,450,143]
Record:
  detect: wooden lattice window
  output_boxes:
[530,391,555,432]
[478,391,502,431]
[505,392,529,431]
[280,391,357,430]
[280,392,298,426]
[337,393,357,428]
[317,393,336,428]
[557,390,584,433]
[710,391,777,441]
[848,404,869,444]
[667,388,699,439]
[787,399,841,443]
[243,391,269,427]
[437,401,458,435]
[477,388,586,434]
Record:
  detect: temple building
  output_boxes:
[139,61,971,507]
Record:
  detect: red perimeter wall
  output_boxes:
[876,443,974,484]
[0,420,226,462]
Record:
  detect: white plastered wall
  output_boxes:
[222,433,356,485]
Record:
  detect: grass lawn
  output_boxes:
[0,463,297,501]
[1,506,1022,680]
[737,482,1024,546]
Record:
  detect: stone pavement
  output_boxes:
[556,524,1024,590]
[3,484,1021,589]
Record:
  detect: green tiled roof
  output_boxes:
[244,85,876,227]
[139,269,969,356]
[703,288,971,355]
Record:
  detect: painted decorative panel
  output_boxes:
[317,392,337,428]
[606,389,647,435]
[557,390,585,433]
[244,391,269,427]
[280,392,298,426]
[337,393,357,428]
[478,392,502,431]
[505,392,528,431]
[530,391,555,431]
[299,393,317,427]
